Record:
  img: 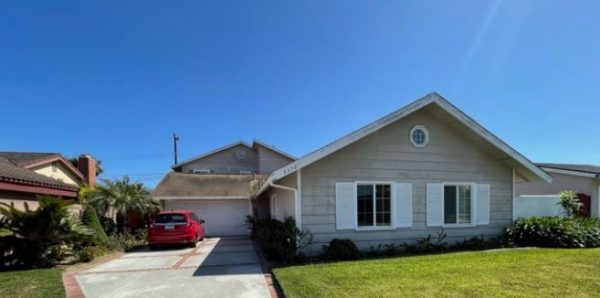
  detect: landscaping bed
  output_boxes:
[273,248,600,297]
[0,268,65,298]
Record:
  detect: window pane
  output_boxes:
[154,214,187,224]
[444,186,457,224]
[376,184,391,226]
[412,129,424,144]
[357,185,374,227]
[458,185,472,224]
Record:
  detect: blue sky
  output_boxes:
[1,1,599,187]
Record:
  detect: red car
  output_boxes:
[147,210,205,248]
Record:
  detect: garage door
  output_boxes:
[165,199,251,236]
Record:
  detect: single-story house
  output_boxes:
[255,92,553,251]
[155,92,556,253]
[516,163,600,217]
[0,152,97,210]
[153,140,295,236]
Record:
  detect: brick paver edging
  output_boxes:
[251,240,285,298]
[62,272,85,298]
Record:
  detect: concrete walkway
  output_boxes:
[75,237,271,298]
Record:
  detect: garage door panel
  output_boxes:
[165,200,251,236]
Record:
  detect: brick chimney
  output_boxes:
[78,154,97,188]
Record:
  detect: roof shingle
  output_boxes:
[0,157,79,191]
[0,152,60,168]
[152,173,264,198]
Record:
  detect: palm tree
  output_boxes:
[85,176,160,233]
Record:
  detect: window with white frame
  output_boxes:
[357,184,391,227]
[444,184,472,224]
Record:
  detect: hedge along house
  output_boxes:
[255,92,552,252]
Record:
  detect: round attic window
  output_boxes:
[410,125,429,148]
[236,149,247,159]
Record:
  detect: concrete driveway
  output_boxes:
[75,237,270,298]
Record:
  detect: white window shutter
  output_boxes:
[394,183,413,228]
[426,183,444,227]
[475,184,490,225]
[335,182,357,230]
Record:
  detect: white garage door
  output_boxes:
[165,199,251,236]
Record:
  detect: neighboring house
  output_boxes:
[153,140,295,236]
[255,92,552,252]
[0,152,97,210]
[516,163,600,217]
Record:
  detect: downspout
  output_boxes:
[268,180,301,229]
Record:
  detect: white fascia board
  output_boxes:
[171,141,252,169]
[271,92,552,183]
[542,167,600,179]
[436,98,553,184]
[272,93,438,180]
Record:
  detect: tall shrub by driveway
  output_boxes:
[81,206,109,244]
[247,216,313,263]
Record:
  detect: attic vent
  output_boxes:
[191,169,211,174]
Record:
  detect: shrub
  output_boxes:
[82,206,109,245]
[505,216,600,248]
[558,190,582,218]
[323,239,359,261]
[74,246,108,262]
[103,231,147,252]
[453,236,486,251]
[247,216,313,263]
[99,216,117,235]
[0,196,94,269]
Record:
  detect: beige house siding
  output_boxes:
[299,108,513,251]
[257,173,297,220]
[516,173,600,217]
[181,144,259,174]
[0,191,40,210]
[31,162,80,186]
[256,145,294,174]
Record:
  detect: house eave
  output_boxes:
[270,92,552,184]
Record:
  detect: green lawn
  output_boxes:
[273,248,600,297]
[0,268,65,298]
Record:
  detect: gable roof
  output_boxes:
[171,139,295,170]
[152,173,265,199]
[537,163,600,177]
[0,152,85,181]
[268,92,552,184]
[0,157,80,192]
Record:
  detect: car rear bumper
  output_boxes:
[148,234,195,245]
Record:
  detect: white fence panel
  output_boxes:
[514,195,564,219]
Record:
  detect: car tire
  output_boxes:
[188,234,198,248]
[149,244,158,250]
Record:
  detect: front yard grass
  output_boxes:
[273,248,600,297]
[0,268,65,298]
